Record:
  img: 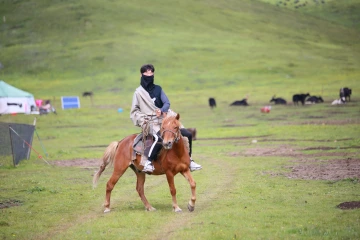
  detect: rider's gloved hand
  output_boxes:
[155,109,161,117]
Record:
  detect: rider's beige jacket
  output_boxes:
[130,86,163,133]
[130,86,182,134]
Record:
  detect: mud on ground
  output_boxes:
[229,145,360,181]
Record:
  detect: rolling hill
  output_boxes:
[0,0,359,101]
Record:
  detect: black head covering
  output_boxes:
[140,74,155,93]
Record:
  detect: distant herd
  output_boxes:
[208,87,352,108]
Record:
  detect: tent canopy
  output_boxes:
[0,80,34,98]
[0,81,36,114]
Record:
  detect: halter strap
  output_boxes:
[161,129,180,143]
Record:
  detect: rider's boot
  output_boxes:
[143,142,162,173]
[143,160,154,173]
[190,158,202,172]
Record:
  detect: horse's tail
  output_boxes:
[92,141,119,188]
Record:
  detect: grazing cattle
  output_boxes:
[332,99,345,105]
[269,96,287,105]
[230,98,248,106]
[186,128,197,141]
[340,88,351,102]
[208,98,216,108]
[306,96,324,104]
[292,93,310,105]
[82,91,93,97]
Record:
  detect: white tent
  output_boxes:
[0,80,36,114]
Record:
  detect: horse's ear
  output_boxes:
[176,113,180,120]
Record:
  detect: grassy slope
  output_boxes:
[0,0,359,100]
[0,0,359,239]
[261,0,360,30]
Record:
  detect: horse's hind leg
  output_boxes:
[104,162,128,213]
[181,170,196,212]
[166,172,182,212]
[135,172,156,211]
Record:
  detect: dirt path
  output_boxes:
[151,154,236,240]
[35,164,168,240]
[45,154,237,240]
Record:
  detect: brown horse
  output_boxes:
[93,113,197,213]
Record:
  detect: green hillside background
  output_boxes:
[0,0,359,104]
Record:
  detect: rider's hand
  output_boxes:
[156,109,161,117]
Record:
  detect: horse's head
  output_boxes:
[160,113,181,149]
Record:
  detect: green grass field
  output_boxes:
[0,0,359,239]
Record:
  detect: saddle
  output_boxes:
[133,133,154,156]
[132,133,155,166]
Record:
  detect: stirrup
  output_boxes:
[143,160,154,173]
[190,160,202,172]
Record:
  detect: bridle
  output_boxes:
[161,128,181,144]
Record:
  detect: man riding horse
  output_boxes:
[130,64,202,173]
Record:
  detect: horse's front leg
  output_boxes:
[181,169,196,212]
[135,171,156,211]
[166,172,182,212]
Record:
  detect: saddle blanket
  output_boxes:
[132,133,154,166]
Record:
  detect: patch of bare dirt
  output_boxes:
[259,138,353,142]
[303,146,360,150]
[222,124,256,127]
[337,201,360,210]
[51,158,100,168]
[80,145,108,148]
[242,145,299,157]
[0,199,22,209]
[55,125,82,128]
[285,119,360,125]
[300,116,325,119]
[283,158,360,180]
[198,135,271,141]
[234,146,360,181]
[241,146,357,158]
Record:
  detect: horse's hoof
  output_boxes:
[104,208,111,213]
[187,203,195,212]
[146,206,156,211]
[174,207,182,213]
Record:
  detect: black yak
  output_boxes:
[230,98,248,106]
[293,93,310,105]
[340,88,351,102]
[270,96,287,105]
[82,91,93,97]
[306,96,324,104]
[208,98,216,108]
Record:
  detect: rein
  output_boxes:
[141,111,161,147]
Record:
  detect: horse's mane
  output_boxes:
[162,114,181,127]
